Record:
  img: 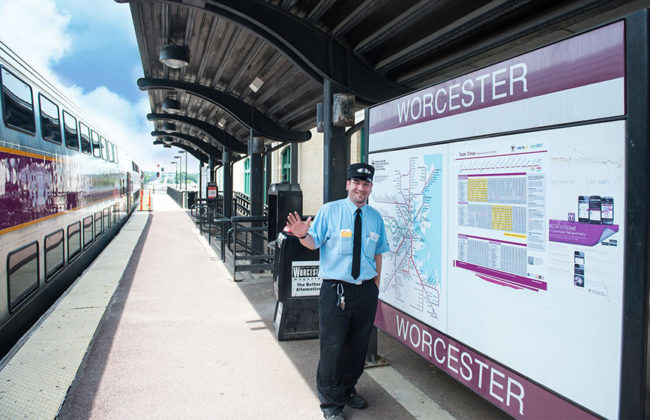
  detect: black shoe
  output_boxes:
[323,409,345,420]
[345,392,368,409]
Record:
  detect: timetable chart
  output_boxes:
[453,147,548,293]
[458,173,527,234]
[457,234,527,277]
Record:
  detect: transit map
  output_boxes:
[370,147,446,329]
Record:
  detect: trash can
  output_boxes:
[186,191,197,209]
[273,231,320,340]
[267,183,302,242]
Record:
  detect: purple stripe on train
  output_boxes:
[0,150,119,230]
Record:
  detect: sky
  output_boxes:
[0,0,198,172]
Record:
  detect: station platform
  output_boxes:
[0,192,506,419]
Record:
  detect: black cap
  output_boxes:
[348,163,374,183]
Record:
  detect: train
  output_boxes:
[0,41,142,358]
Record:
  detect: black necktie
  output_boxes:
[352,208,362,279]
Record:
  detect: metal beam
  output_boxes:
[354,0,433,55]
[322,79,347,203]
[119,0,409,102]
[200,0,409,102]
[147,112,248,154]
[151,130,223,159]
[393,0,606,86]
[306,0,336,22]
[152,139,209,164]
[139,77,311,143]
[331,0,381,38]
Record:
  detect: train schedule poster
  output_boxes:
[368,21,625,419]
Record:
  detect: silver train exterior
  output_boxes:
[0,41,142,357]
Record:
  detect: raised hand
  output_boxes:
[286,211,312,238]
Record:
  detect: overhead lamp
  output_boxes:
[332,93,355,127]
[162,136,174,145]
[162,97,181,113]
[217,117,227,128]
[159,44,190,69]
[249,77,264,93]
[162,122,176,132]
[163,144,172,148]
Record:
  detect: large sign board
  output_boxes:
[368,21,626,419]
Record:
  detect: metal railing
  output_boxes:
[168,187,197,209]
[226,215,274,282]
[233,191,268,217]
[190,192,274,282]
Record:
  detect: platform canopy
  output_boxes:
[117,0,639,158]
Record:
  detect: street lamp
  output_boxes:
[178,151,187,191]
[174,155,181,189]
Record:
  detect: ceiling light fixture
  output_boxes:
[249,77,264,93]
[162,122,177,132]
[218,117,227,128]
[159,44,190,69]
[162,97,181,113]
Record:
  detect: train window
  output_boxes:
[94,211,102,237]
[100,136,107,160]
[39,94,62,144]
[63,111,79,150]
[7,241,39,312]
[44,229,64,280]
[1,68,35,134]
[68,221,81,261]
[107,140,114,162]
[103,207,109,229]
[91,130,101,158]
[79,122,91,154]
[83,216,93,248]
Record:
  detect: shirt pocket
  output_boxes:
[338,229,353,255]
[363,231,379,258]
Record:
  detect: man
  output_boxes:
[286,163,389,420]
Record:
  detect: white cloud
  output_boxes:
[0,0,198,172]
[0,0,71,76]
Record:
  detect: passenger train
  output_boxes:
[0,41,142,358]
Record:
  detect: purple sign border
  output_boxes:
[369,21,624,134]
[375,301,598,419]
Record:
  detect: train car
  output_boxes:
[0,41,142,358]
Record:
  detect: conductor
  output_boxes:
[286,163,389,420]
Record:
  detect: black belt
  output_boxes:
[323,278,374,286]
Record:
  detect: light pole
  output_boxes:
[178,151,187,191]
[170,161,176,186]
[174,155,181,189]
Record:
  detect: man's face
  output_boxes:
[346,178,373,206]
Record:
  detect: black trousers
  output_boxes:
[316,279,379,412]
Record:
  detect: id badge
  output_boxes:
[339,229,353,254]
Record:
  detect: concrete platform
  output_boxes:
[0,193,507,419]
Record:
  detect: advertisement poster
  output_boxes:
[291,260,321,297]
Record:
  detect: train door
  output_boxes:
[126,172,132,210]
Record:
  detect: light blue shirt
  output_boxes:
[309,197,390,284]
